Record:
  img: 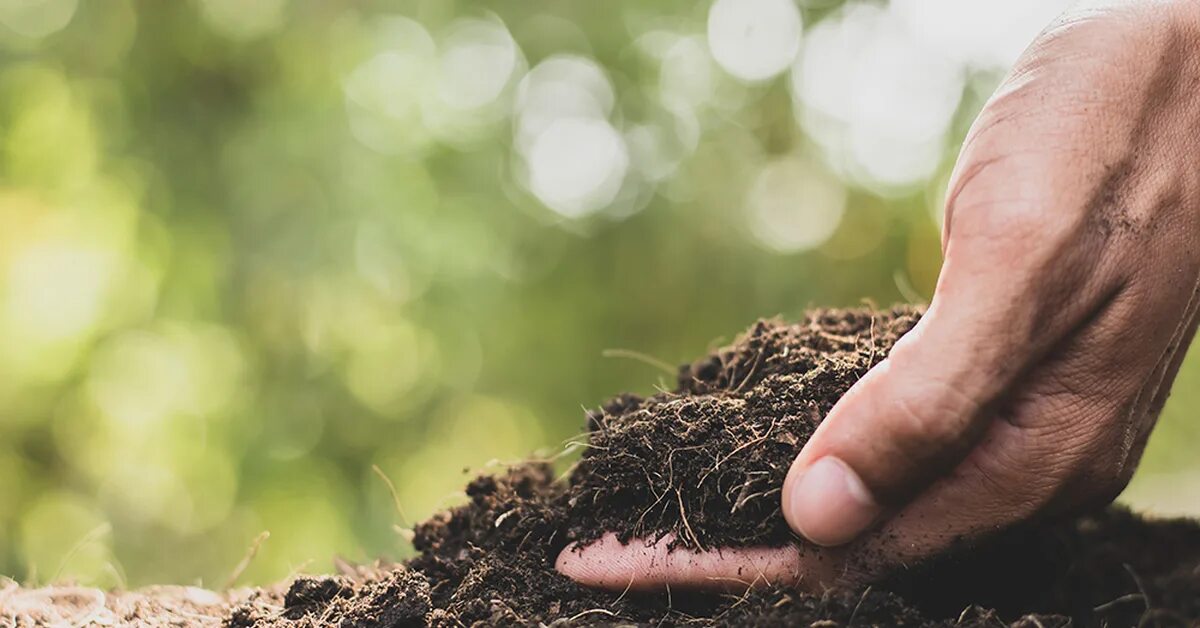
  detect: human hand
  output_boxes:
[558,0,1200,591]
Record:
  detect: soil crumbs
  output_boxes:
[4,306,1200,627]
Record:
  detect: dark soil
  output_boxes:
[222,305,1200,627]
[9,307,1196,627]
[569,307,921,551]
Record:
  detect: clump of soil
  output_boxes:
[6,306,1199,627]
[569,307,920,550]
[226,567,431,627]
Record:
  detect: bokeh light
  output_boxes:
[791,3,964,191]
[746,155,846,253]
[343,17,437,156]
[423,17,525,145]
[656,35,716,113]
[525,117,630,219]
[0,0,76,39]
[889,0,1074,69]
[434,18,522,112]
[197,0,287,41]
[5,241,115,349]
[514,55,630,218]
[707,0,802,82]
[514,55,616,152]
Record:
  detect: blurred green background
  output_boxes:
[1,0,1198,589]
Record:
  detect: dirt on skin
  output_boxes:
[4,306,1200,626]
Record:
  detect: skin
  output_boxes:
[557,0,1200,592]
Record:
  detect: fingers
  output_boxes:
[782,63,1146,545]
[783,196,1131,547]
[781,293,1033,547]
[555,533,830,593]
[558,278,1198,592]
[841,279,1198,576]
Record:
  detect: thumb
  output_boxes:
[781,295,1032,548]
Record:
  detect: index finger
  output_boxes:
[555,533,844,593]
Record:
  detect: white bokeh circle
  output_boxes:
[791,4,964,190]
[707,0,802,82]
[526,117,630,219]
[747,156,846,253]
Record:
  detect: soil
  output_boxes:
[4,306,1200,627]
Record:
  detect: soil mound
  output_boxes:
[569,307,920,550]
[13,306,1189,627]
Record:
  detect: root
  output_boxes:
[601,348,676,375]
[560,608,619,624]
[865,313,878,369]
[371,464,410,528]
[1093,592,1145,613]
[847,586,871,626]
[676,489,703,551]
[731,487,781,514]
[224,530,270,590]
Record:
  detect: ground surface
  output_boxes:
[4,307,1200,627]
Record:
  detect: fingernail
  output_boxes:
[784,456,881,547]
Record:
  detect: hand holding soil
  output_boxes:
[558,0,1200,592]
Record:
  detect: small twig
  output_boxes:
[1017,614,1046,628]
[733,345,766,392]
[372,464,410,527]
[52,523,112,584]
[635,484,672,533]
[847,586,872,626]
[565,608,619,623]
[732,487,781,514]
[224,531,270,590]
[102,562,128,590]
[601,349,676,375]
[676,489,703,551]
[1123,563,1154,627]
[611,570,637,608]
[494,510,516,528]
[563,441,608,451]
[1093,593,1146,613]
[865,314,878,369]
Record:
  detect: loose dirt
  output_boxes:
[4,306,1199,627]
